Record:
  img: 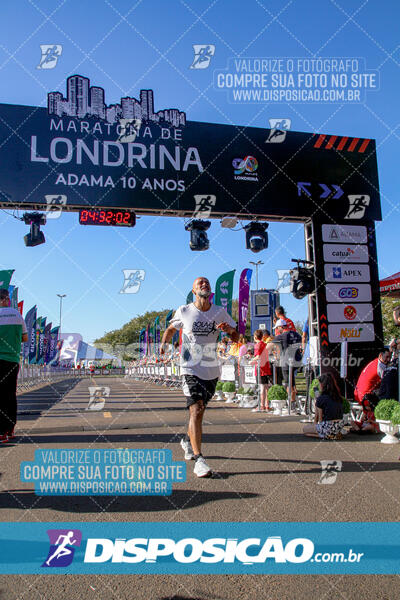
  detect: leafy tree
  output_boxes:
[381,295,400,344]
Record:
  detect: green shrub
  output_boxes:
[237,387,245,395]
[374,399,399,421]
[309,378,320,399]
[215,381,224,391]
[222,381,236,393]
[390,404,400,425]
[268,385,288,401]
[342,397,350,414]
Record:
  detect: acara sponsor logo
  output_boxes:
[83,536,314,564]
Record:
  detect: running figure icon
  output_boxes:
[45,531,77,566]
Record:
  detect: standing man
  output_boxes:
[274,306,296,332]
[0,288,28,441]
[161,277,238,478]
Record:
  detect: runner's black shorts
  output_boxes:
[182,375,218,408]
[259,375,272,385]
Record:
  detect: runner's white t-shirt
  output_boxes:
[170,303,236,380]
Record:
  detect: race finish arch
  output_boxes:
[0,74,383,382]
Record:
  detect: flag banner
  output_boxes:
[11,287,18,309]
[43,323,52,364]
[238,268,253,335]
[8,286,14,307]
[214,270,235,315]
[145,324,150,356]
[164,310,173,329]
[37,318,47,364]
[48,326,60,364]
[186,291,193,304]
[154,316,160,356]
[33,316,42,364]
[0,522,399,574]
[17,301,23,315]
[0,269,14,289]
[24,306,37,362]
[138,328,146,357]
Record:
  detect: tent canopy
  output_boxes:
[76,341,117,361]
[380,272,400,297]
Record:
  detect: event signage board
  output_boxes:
[328,322,375,343]
[325,284,372,303]
[323,244,369,263]
[327,303,374,323]
[324,263,370,283]
[0,74,381,221]
[321,224,368,244]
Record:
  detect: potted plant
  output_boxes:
[243,388,257,408]
[268,384,288,415]
[390,405,400,438]
[375,399,400,444]
[237,386,245,405]
[342,397,351,425]
[222,381,236,403]
[215,380,224,400]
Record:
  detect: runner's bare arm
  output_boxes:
[216,322,239,342]
[160,324,177,354]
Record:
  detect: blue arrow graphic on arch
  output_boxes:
[319,183,331,198]
[297,182,312,197]
[332,184,344,199]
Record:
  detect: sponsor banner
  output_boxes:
[1,522,400,574]
[323,244,369,263]
[322,224,367,244]
[324,263,370,283]
[238,268,252,335]
[327,303,374,323]
[328,323,375,342]
[244,365,257,383]
[325,284,372,303]
[0,269,14,289]
[214,270,235,316]
[221,364,236,381]
[24,306,37,361]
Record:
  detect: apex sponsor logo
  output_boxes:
[83,536,314,565]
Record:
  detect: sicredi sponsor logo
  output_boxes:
[324,264,370,282]
[325,284,372,303]
[322,224,367,244]
[83,536,314,564]
[323,244,369,263]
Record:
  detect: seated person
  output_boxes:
[303,373,344,440]
[350,393,380,433]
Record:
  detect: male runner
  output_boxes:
[161,277,238,477]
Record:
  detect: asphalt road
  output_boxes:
[0,376,398,599]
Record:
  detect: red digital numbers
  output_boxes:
[79,209,135,227]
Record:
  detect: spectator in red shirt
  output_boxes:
[251,329,272,411]
[353,349,391,433]
[275,306,296,332]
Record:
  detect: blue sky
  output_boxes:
[0,0,399,343]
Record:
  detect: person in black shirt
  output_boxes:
[303,373,344,440]
[269,321,302,404]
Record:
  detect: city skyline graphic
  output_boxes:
[48,74,186,127]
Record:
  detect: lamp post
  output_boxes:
[57,294,66,334]
[250,261,264,290]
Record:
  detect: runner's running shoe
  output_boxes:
[180,438,195,460]
[193,455,212,478]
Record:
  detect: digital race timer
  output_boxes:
[79,209,136,227]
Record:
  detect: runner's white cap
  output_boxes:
[274,319,287,329]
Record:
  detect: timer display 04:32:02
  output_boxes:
[79,210,136,227]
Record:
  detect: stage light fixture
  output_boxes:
[23,212,46,247]
[244,222,269,253]
[185,219,211,251]
[290,259,315,299]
